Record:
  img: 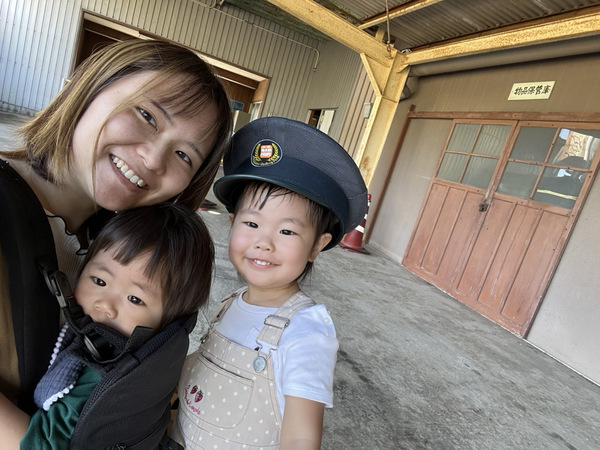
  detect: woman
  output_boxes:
[0,39,232,413]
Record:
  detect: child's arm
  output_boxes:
[279,395,324,450]
[0,392,30,449]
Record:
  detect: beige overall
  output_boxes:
[173,289,315,449]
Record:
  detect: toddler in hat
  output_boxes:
[172,117,367,449]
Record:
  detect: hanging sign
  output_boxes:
[508,81,555,100]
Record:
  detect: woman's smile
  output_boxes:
[111,155,147,188]
[71,71,214,212]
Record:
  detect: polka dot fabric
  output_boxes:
[173,331,281,448]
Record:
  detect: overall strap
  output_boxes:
[256,291,316,348]
[0,159,60,413]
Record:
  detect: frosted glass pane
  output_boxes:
[533,167,585,209]
[437,153,467,182]
[462,156,497,189]
[511,127,556,162]
[473,124,510,156]
[447,124,479,152]
[497,162,540,199]
[549,128,600,169]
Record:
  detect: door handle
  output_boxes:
[478,201,489,212]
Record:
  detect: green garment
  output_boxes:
[20,366,101,449]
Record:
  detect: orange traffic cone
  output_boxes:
[339,194,371,254]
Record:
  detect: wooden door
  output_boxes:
[403,120,600,336]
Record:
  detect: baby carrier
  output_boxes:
[0,159,191,449]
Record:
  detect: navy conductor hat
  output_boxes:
[213,117,368,250]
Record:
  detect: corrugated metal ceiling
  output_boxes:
[224,0,600,50]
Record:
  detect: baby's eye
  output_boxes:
[137,107,157,128]
[243,221,258,228]
[92,276,106,287]
[176,150,192,166]
[280,229,296,236]
[128,295,145,306]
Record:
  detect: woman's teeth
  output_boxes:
[111,156,146,187]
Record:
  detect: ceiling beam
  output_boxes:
[266,0,398,66]
[359,0,444,30]
[405,5,600,66]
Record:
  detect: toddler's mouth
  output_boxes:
[252,259,272,266]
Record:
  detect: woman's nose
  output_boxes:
[137,142,166,174]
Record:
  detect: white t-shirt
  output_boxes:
[214,291,338,417]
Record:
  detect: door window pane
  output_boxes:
[473,124,511,156]
[437,153,467,182]
[549,128,600,169]
[463,156,497,189]
[533,167,586,209]
[511,127,556,162]
[447,124,479,152]
[497,162,541,199]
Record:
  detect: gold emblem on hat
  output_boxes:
[252,140,281,167]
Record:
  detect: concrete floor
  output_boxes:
[2,111,600,449]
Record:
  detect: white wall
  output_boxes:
[0,0,358,124]
[0,0,81,114]
[528,174,600,382]
[367,54,600,384]
[302,40,362,140]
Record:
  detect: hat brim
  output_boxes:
[213,158,348,250]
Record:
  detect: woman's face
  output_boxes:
[71,71,217,211]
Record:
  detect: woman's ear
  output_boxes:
[309,233,332,262]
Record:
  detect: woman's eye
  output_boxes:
[280,229,295,236]
[176,150,192,166]
[128,295,145,306]
[137,107,157,128]
[92,276,106,287]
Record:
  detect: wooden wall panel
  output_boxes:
[456,198,514,297]
[502,211,568,326]
[404,182,448,267]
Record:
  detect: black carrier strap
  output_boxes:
[0,159,191,448]
[0,159,60,414]
[70,313,196,450]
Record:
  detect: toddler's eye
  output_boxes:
[280,229,295,236]
[137,107,157,128]
[128,295,145,306]
[243,221,258,228]
[176,150,192,166]
[92,276,106,286]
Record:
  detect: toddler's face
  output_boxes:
[228,192,330,295]
[75,248,164,337]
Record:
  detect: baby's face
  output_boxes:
[75,249,164,337]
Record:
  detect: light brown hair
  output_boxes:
[7,39,232,211]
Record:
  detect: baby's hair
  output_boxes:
[82,203,214,330]
[233,181,337,280]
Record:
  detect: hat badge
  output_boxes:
[251,139,282,167]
